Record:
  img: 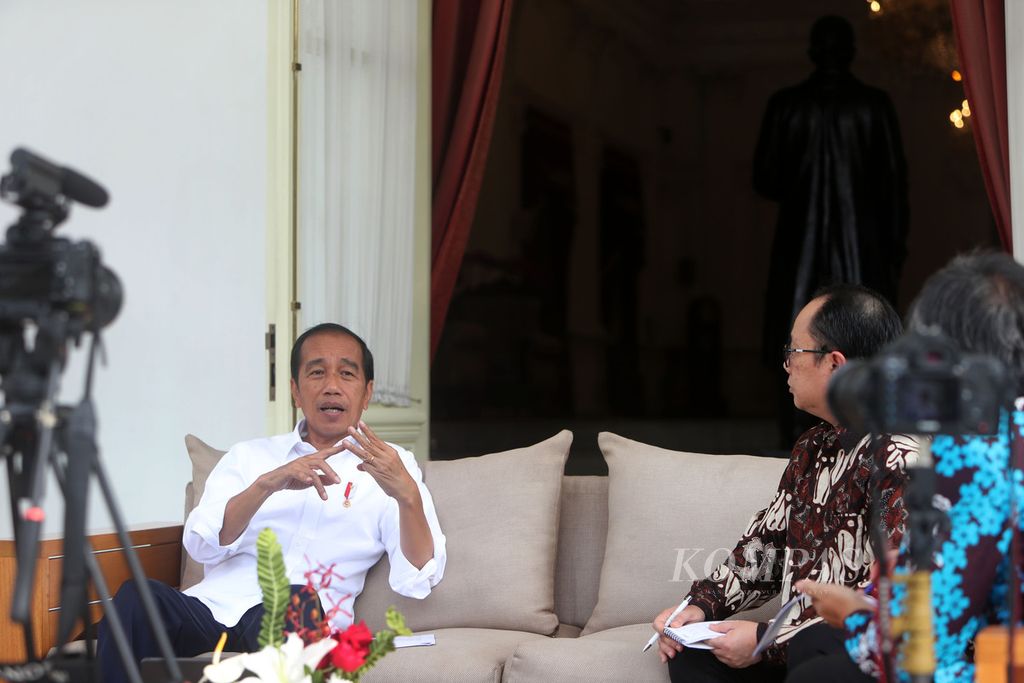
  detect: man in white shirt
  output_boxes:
[98,323,446,683]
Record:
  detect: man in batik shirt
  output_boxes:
[653,284,917,683]
[797,252,1024,683]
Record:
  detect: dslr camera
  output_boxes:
[828,328,1012,435]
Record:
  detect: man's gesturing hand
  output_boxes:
[220,443,346,545]
[347,420,435,568]
[258,444,345,501]
[795,579,874,628]
[346,421,419,503]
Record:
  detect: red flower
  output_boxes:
[339,621,373,649]
[330,639,368,673]
[328,621,373,673]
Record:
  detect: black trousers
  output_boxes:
[667,623,875,683]
[97,578,319,683]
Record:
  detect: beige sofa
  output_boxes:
[183,430,788,683]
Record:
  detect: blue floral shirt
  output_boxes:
[843,406,1024,682]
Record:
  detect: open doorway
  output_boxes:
[431,0,997,472]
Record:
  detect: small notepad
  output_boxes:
[662,621,726,650]
[394,634,436,648]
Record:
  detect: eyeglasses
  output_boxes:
[782,345,830,368]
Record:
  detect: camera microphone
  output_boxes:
[9,147,109,208]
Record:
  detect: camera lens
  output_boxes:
[827,361,875,433]
[90,265,122,331]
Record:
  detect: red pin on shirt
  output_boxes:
[343,482,354,508]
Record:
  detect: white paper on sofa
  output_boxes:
[394,634,436,648]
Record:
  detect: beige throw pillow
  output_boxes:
[581,432,788,635]
[181,434,227,590]
[353,430,572,635]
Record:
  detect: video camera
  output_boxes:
[0,148,122,412]
[0,148,122,346]
[827,327,1013,436]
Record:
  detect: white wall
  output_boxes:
[0,1,270,535]
[1008,1,1024,260]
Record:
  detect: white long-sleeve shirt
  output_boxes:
[182,422,446,629]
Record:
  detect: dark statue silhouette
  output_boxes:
[755,15,909,368]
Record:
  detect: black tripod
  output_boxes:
[0,313,183,682]
[865,435,948,683]
[0,147,185,682]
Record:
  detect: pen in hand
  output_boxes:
[643,597,692,653]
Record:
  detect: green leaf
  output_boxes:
[385,606,412,636]
[256,528,291,648]
[350,608,409,679]
[355,630,396,677]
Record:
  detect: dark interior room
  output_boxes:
[430,0,998,473]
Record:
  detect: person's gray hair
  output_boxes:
[908,251,1024,395]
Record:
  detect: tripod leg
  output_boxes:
[84,547,143,683]
[55,399,95,646]
[50,453,143,683]
[90,456,184,683]
[10,363,63,626]
[4,444,37,660]
[866,439,897,683]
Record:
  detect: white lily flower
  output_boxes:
[200,633,339,683]
[301,635,339,671]
[242,633,338,683]
[200,632,247,683]
[202,653,247,683]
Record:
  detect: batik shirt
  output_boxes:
[687,422,917,666]
[843,404,1024,683]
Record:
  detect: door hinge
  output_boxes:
[266,324,276,401]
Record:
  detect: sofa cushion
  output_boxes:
[554,623,582,638]
[142,629,548,683]
[354,431,572,636]
[554,476,608,628]
[361,628,547,683]
[182,434,227,590]
[504,623,669,683]
[582,433,788,635]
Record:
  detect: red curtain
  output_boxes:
[431,0,514,359]
[951,0,1012,251]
